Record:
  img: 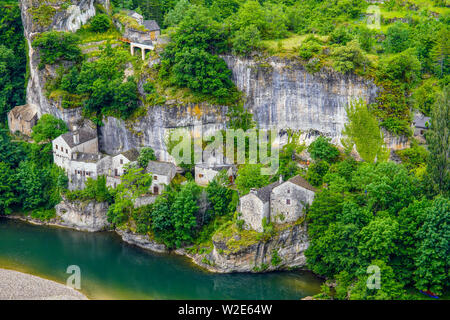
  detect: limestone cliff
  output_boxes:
[20,0,107,128]
[180,223,309,273]
[55,197,110,231]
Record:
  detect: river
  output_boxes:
[0,218,322,299]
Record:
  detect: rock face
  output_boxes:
[55,198,110,231]
[19,0,103,129]
[99,103,228,160]
[115,229,167,253]
[199,224,309,273]
[223,55,379,145]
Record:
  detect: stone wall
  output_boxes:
[55,197,110,231]
[271,182,315,224]
[239,193,269,232]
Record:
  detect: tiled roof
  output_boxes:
[413,113,431,129]
[143,20,160,31]
[9,104,37,121]
[121,149,140,161]
[254,182,281,202]
[288,175,316,192]
[60,129,97,148]
[146,160,176,176]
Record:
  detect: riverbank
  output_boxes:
[0,268,87,300]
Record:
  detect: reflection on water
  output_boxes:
[0,218,322,299]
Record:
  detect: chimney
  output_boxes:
[73,127,79,145]
[279,175,283,183]
[72,152,78,160]
[250,188,257,195]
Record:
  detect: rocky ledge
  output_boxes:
[55,198,110,232]
[115,228,168,253]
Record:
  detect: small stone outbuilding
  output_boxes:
[7,104,38,136]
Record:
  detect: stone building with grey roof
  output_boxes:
[146,160,177,195]
[239,176,316,232]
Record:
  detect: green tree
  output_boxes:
[0,45,23,122]
[32,31,82,68]
[231,25,261,56]
[89,14,111,33]
[342,99,389,163]
[137,147,156,168]
[235,164,270,195]
[31,114,68,143]
[383,22,411,54]
[206,174,233,219]
[426,87,450,195]
[172,182,200,247]
[349,260,407,300]
[331,40,368,74]
[0,162,17,214]
[163,0,190,27]
[430,27,449,78]
[308,136,340,163]
[414,196,450,295]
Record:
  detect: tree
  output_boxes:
[0,45,22,122]
[0,162,17,214]
[31,114,68,143]
[331,40,368,74]
[426,86,450,195]
[32,31,82,68]
[349,260,407,300]
[172,182,200,247]
[430,27,449,78]
[342,99,389,163]
[358,217,399,263]
[383,22,411,54]
[308,136,340,163]
[163,0,190,27]
[137,147,156,168]
[107,166,152,226]
[235,164,270,195]
[414,196,450,295]
[231,25,261,56]
[306,160,329,187]
[206,174,233,219]
[89,14,111,33]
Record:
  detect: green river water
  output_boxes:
[0,218,322,299]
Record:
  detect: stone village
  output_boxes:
[5,8,431,234]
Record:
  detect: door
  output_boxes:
[153,186,159,194]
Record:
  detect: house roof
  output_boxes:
[252,182,281,203]
[60,129,97,149]
[413,113,431,129]
[9,104,37,122]
[146,160,176,176]
[288,175,316,192]
[120,149,140,162]
[143,20,160,31]
[196,163,234,172]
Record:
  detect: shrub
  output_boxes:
[32,31,82,68]
[89,14,111,33]
[308,136,340,163]
[331,40,368,74]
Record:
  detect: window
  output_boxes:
[66,149,68,154]
[120,159,123,165]
[115,169,118,176]
[199,174,204,178]
[55,144,58,150]
[287,189,290,194]
[286,199,291,205]
[154,175,158,180]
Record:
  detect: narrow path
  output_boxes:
[0,268,87,300]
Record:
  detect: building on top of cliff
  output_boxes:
[7,104,38,136]
[143,20,160,41]
[412,112,431,144]
[146,160,177,195]
[238,175,316,232]
[194,164,235,186]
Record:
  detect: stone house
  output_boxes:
[68,152,111,190]
[270,175,316,224]
[239,182,280,232]
[239,175,316,232]
[194,164,235,186]
[7,104,38,136]
[146,160,177,195]
[106,149,140,188]
[52,127,98,173]
[143,20,160,41]
[412,112,430,143]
